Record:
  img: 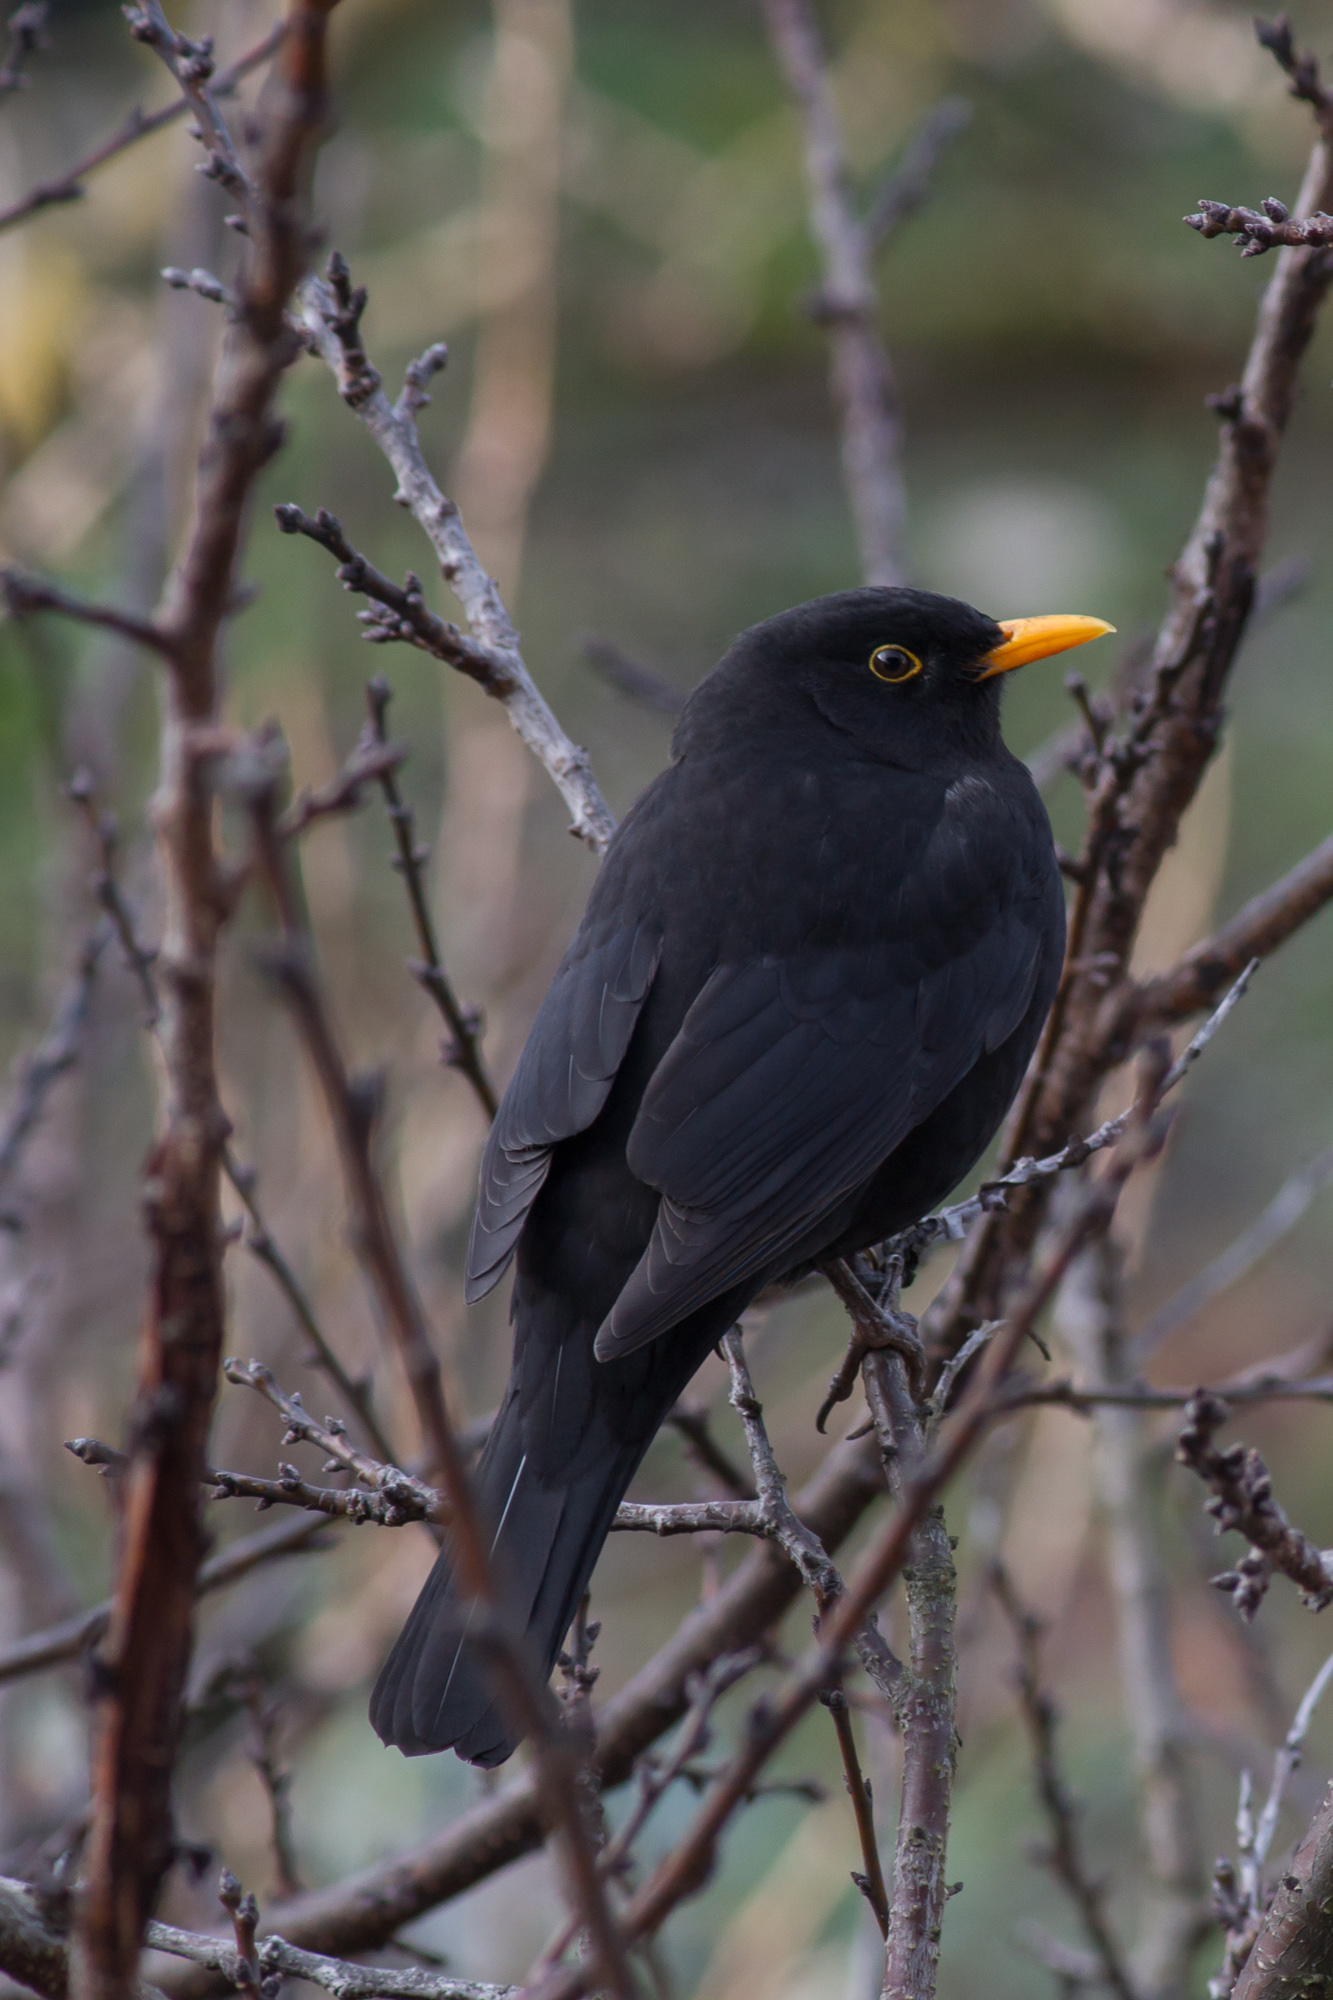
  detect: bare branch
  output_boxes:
[0,920,108,1199]
[0,22,286,236]
[293,273,615,853]
[363,677,497,1119]
[149,1431,891,1989]
[821,1688,889,1939]
[864,96,971,250]
[990,1562,1139,2000]
[222,1359,441,1522]
[0,1511,332,1688]
[760,0,906,585]
[223,1151,395,1461]
[0,1874,516,2000]
[1134,829,1333,1026]
[0,570,174,658]
[72,7,343,1985]
[1185,197,1333,257]
[1177,1392,1333,1617]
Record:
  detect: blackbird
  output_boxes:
[371,586,1111,1765]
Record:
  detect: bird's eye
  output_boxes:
[868,644,922,684]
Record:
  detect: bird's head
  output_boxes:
[679,586,1113,767]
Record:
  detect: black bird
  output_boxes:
[371,586,1111,1765]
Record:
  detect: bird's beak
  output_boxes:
[977,614,1116,679]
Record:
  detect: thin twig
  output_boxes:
[990,1562,1139,2000]
[821,1688,889,1938]
[760,0,906,585]
[0,920,109,1198]
[293,271,615,852]
[364,676,496,1118]
[0,1511,332,1687]
[1132,1139,1333,1361]
[0,22,286,235]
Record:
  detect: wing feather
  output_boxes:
[465,924,661,1302]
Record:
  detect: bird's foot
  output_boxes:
[816,1259,926,1432]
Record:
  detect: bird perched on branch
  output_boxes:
[372,586,1111,1765]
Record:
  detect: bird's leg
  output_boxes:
[817,1256,926,1432]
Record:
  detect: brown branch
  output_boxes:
[1185,197,1333,257]
[0,1511,332,1688]
[1058,1235,1209,1993]
[67,775,161,1024]
[363,677,497,1119]
[272,504,506,688]
[0,572,174,658]
[528,1651,766,1982]
[720,1327,904,1711]
[222,1150,395,1462]
[1133,827,1333,1027]
[0,22,286,236]
[1176,1391,1333,1618]
[990,1562,1139,2000]
[238,1681,303,1902]
[821,1688,889,1939]
[760,0,906,585]
[70,7,340,1993]
[293,271,615,853]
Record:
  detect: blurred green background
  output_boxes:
[3,3,1333,1996]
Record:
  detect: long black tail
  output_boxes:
[369,1385,645,1765]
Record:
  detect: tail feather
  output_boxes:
[370,1382,642,1765]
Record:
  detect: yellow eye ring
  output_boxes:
[869,644,922,684]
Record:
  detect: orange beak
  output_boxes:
[977,614,1116,680]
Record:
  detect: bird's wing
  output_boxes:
[465,923,662,1302]
[602,820,1052,1358]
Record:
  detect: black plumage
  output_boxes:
[371,586,1098,1767]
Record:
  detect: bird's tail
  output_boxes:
[369,1369,651,1767]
